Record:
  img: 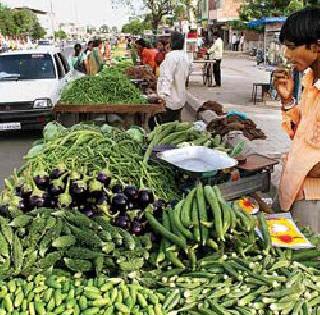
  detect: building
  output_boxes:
[201,0,245,47]
[58,23,87,40]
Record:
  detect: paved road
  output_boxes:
[0,131,41,188]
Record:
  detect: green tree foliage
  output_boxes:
[54,30,67,39]
[0,4,45,38]
[32,21,46,40]
[239,0,309,21]
[0,4,16,36]
[122,19,151,35]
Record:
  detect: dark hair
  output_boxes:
[213,32,220,37]
[93,39,102,47]
[87,40,93,46]
[74,44,81,56]
[171,32,185,50]
[135,38,145,47]
[280,8,320,46]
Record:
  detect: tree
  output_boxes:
[32,21,46,40]
[239,0,316,22]
[0,4,16,36]
[54,30,67,39]
[12,9,36,35]
[113,0,175,32]
[122,19,151,35]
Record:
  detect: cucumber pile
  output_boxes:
[146,184,258,269]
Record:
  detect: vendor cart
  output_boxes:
[53,102,166,130]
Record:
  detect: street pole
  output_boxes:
[50,0,55,41]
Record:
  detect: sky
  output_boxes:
[1,0,139,27]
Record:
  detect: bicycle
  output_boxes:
[202,53,215,87]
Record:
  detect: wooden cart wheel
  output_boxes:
[202,64,208,86]
[207,64,213,87]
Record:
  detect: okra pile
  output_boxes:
[0,274,167,315]
[141,252,320,314]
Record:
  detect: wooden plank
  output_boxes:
[53,103,166,115]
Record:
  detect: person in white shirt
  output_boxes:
[157,32,190,123]
[240,32,245,51]
[208,32,223,87]
[231,33,237,51]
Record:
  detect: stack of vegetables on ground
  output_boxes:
[0,274,168,315]
[0,208,153,278]
[2,122,320,313]
[60,67,146,105]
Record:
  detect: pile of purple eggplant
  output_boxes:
[0,164,166,236]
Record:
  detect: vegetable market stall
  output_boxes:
[1,121,320,314]
[53,102,166,130]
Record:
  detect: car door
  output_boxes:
[58,53,72,82]
[53,53,66,103]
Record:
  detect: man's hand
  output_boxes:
[273,70,294,102]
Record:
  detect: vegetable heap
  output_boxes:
[60,69,146,105]
[17,123,179,202]
[0,208,152,278]
[2,122,320,314]
[0,274,168,315]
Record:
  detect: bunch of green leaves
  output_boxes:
[60,71,146,105]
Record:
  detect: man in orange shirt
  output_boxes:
[274,8,320,231]
[142,42,158,72]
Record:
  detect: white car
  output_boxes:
[0,47,74,130]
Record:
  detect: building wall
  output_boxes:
[209,0,244,21]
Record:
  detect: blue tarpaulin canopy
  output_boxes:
[247,17,287,28]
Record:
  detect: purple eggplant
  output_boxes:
[50,162,66,179]
[131,219,144,236]
[115,214,131,230]
[81,206,95,218]
[20,183,33,199]
[70,180,87,195]
[124,185,139,202]
[138,189,154,209]
[0,205,9,217]
[88,178,104,199]
[33,174,50,190]
[29,188,46,208]
[97,169,112,187]
[111,184,123,194]
[111,193,128,214]
[97,194,109,205]
[50,177,66,196]
[153,200,165,219]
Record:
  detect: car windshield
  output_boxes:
[0,54,56,80]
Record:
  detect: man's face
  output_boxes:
[284,43,319,72]
[88,44,93,51]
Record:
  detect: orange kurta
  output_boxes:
[280,69,320,211]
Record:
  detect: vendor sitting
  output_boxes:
[274,8,320,232]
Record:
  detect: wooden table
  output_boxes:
[53,103,166,130]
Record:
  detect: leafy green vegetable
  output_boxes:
[60,70,146,105]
